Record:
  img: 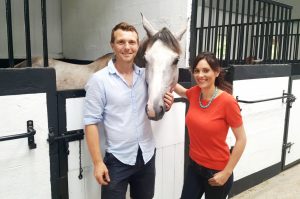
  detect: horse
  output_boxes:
[14,53,113,90]
[14,14,187,120]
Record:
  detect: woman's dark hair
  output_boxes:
[191,52,232,94]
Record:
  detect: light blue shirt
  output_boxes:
[83,60,155,165]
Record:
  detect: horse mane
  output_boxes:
[135,27,181,68]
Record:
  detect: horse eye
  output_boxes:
[173,58,179,65]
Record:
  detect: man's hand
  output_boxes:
[94,161,110,185]
[164,91,174,111]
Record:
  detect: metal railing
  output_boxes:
[0,120,37,149]
[190,0,300,67]
[236,92,296,105]
[4,0,48,67]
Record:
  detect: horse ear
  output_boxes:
[141,13,158,37]
[174,18,189,40]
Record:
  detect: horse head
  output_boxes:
[138,14,187,121]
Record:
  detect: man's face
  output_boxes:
[111,29,139,64]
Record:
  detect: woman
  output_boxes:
[175,52,246,199]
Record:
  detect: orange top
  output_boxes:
[186,86,243,170]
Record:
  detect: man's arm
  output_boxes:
[85,124,110,185]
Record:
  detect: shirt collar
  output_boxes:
[107,59,142,76]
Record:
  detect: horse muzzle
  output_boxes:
[145,104,166,121]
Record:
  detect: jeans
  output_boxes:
[101,148,155,199]
[181,159,233,199]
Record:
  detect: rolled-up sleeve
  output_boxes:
[83,74,106,125]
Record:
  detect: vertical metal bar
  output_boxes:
[198,0,205,54]
[259,2,266,61]
[213,0,220,55]
[264,3,271,62]
[274,5,280,62]
[250,0,256,59]
[41,0,49,67]
[232,0,239,63]
[287,9,292,61]
[237,0,246,63]
[268,3,275,61]
[244,0,251,62]
[220,0,227,63]
[283,7,289,61]
[206,0,213,51]
[189,0,198,66]
[225,0,232,66]
[279,7,284,62]
[255,1,261,59]
[24,0,32,67]
[294,21,300,60]
[5,0,14,67]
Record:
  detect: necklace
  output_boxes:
[199,87,218,109]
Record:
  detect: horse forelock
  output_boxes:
[135,27,181,68]
[149,27,181,54]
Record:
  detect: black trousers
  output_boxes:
[181,159,233,199]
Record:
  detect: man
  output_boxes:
[84,22,173,199]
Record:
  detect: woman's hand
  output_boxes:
[208,170,231,186]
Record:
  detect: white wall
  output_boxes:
[0,0,62,59]
[61,0,190,64]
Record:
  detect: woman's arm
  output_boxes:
[174,83,187,98]
[208,124,247,186]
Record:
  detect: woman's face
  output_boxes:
[192,59,220,90]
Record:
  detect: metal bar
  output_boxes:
[236,93,294,104]
[294,21,300,60]
[279,7,284,61]
[268,3,275,61]
[259,2,266,61]
[287,9,292,61]
[244,0,251,62]
[24,0,32,67]
[206,0,213,51]
[255,0,261,60]
[264,3,270,61]
[225,0,231,66]
[250,0,256,58]
[189,0,198,65]
[0,120,36,149]
[237,0,246,63]
[198,0,205,53]
[0,130,35,142]
[283,8,289,61]
[274,5,280,62]
[220,0,227,63]
[5,0,14,67]
[41,0,49,67]
[289,16,293,61]
[213,0,220,55]
[48,130,84,144]
[232,0,239,63]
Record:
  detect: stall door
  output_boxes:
[0,68,57,199]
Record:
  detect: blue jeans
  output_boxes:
[101,148,155,199]
[181,159,233,199]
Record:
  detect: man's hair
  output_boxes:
[110,22,139,43]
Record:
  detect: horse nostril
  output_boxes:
[156,105,165,119]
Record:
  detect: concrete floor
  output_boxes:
[231,163,300,199]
